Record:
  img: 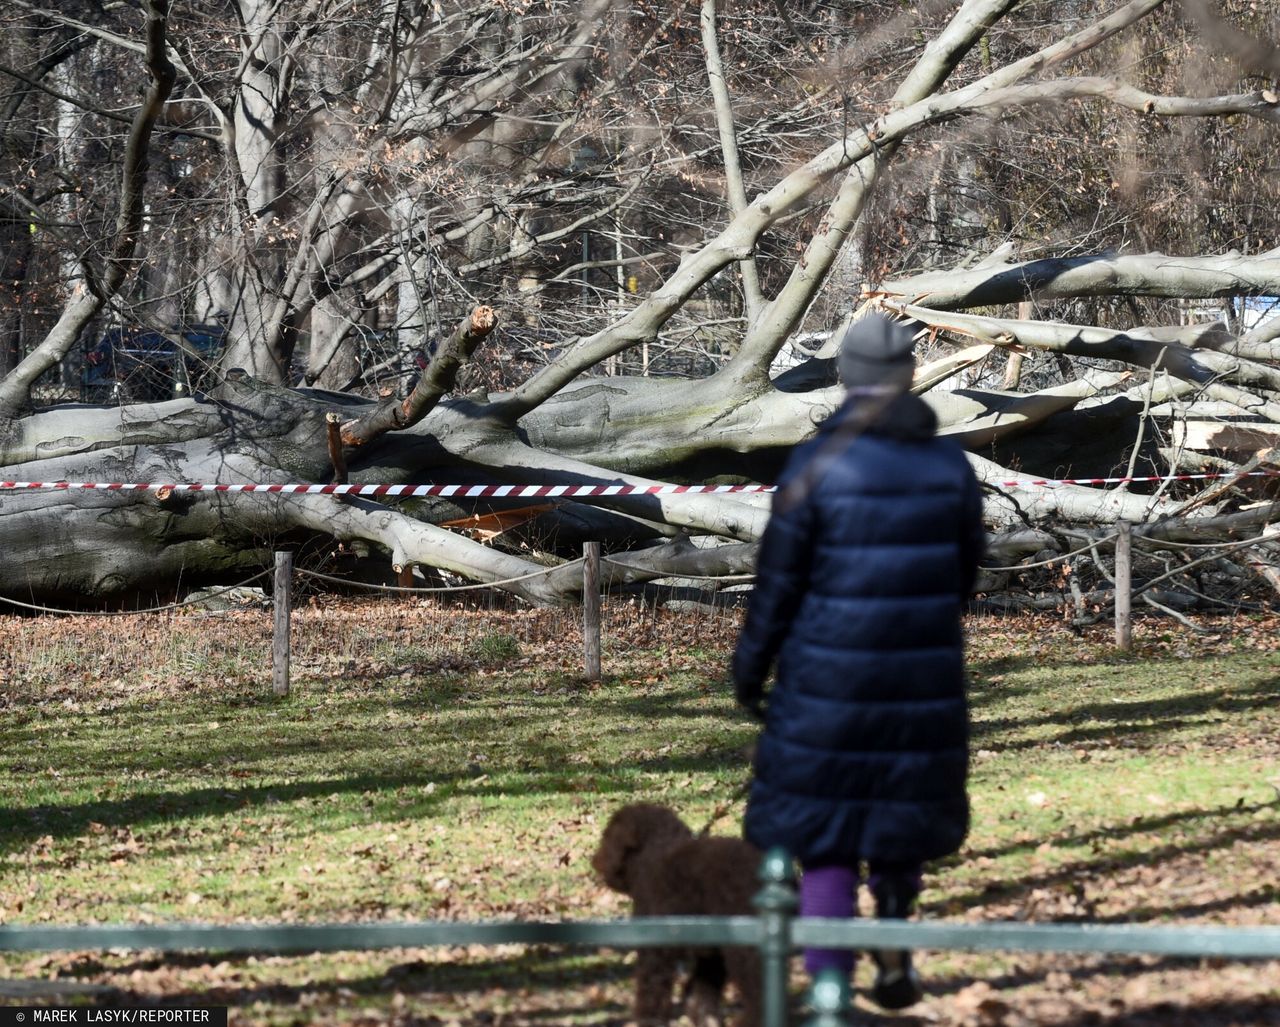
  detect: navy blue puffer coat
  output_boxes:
[732,390,985,867]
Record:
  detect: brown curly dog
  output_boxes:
[591,802,762,1027]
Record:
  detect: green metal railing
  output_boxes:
[4,849,1280,1025]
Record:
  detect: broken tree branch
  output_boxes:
[340,305,497,447]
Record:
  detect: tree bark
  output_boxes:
[4,0,1280,611]
[0,0,175,420]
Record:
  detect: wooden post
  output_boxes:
[1002,300,1031,389]
[1114,521,1132,651]
[583,541,601,681]
[273,551,293,696]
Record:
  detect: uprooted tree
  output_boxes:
[0,0,1278,607]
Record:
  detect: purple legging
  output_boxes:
[800,862,923,976]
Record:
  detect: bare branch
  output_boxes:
[873,252,1280,310]
[340,305,497,447]
[0,0,176,420]
[700,0,763,324]
[494,0,1178,416]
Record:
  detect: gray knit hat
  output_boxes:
[837,313,917,390]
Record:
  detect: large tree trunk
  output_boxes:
[3,304,1274,606]
[4,0,1280,608]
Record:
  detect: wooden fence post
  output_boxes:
[273,551,293,696]
[1114,521,1132,651]
[583,541,601,681]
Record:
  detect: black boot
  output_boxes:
[870,877,924,1010]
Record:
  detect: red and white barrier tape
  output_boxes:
[0,470,1277,497]
[0,481,772,498]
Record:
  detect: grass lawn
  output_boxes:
[1,601,1279,1025]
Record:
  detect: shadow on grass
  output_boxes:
[1134,882,1280,922]
[0,737,752,854]
[36,949,1280,1026]
[43,948,637,1023]
[3,672,748,773]
[933,803,1280,917]
[925,954,1280,1025]
[969,671,1280,750]
[961,797,1279,866]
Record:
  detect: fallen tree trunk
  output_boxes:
[2,354,1272,605]
[4,2,1280,609]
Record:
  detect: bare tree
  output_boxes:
[0,0,176,416]
[0,0,1277,606]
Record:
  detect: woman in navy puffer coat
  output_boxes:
[731,313,984,1006]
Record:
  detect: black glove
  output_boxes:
[734,678,767,722]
